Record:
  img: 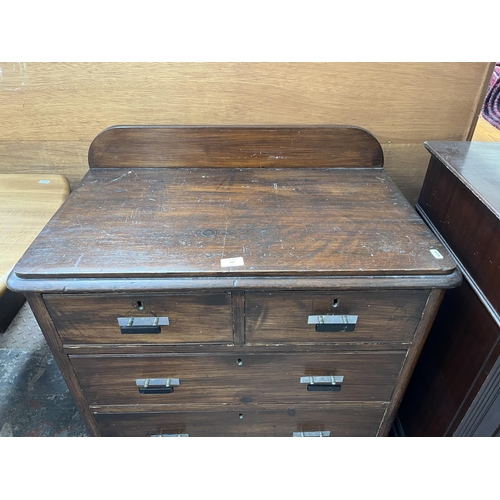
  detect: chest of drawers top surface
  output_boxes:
[11,126,457,287]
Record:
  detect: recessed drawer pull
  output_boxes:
[300,375,344,392]
[307,314,358,332]
[136,378,180,394]
[118,316,169,334]
[151,433,189,437]
[292,431,331,437]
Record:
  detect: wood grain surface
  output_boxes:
[0,63,489,142]
[26,293,101,435]
[245,290,428,344]
[6,123,465,437]
[0,62,494,204]
[420,143,500,314]
[94,405,387,437]
[7,271,463,295]
[399,280,500,436]
[70,351,406,406]
[397,141,500,437]
[44,292,234,345]
[378,288,445,436]
[88,125,384,169]
[0,174,70,294]
[0,141,88,188]
[13,167,457,280]
[0,140,443,204]
[472,116,500,141]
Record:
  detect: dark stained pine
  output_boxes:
[88,125,384,169]
[94,405,387,437]
[70,351,406,406]
[13,167,456,280]
[8,126,460,437]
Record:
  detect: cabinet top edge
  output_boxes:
[8,269,462,294]
[424,141,500,217]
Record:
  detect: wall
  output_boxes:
[0,62,493,204]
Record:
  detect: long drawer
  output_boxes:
[94,405,388,437]
[245,290,428,344]
[44,293,234,344]
[71,352,406,406]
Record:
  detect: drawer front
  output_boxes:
[71,351,406,406]
[245,290,428,344]
[94,405,387,437]
[44,293,233,344]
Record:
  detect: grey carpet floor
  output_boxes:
[0,302,90,437]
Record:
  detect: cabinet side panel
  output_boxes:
[378,288,443,436]
[418,156,500,315]
[25,293,100,436]
[399,281,500,436]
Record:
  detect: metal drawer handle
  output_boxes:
[300,375,344,392]
[151,433,189,437]
[136,378,179,394]
[292,431,331,437]
[118,317,169,334]
[308,314,358,332]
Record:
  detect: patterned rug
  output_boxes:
[482,63,500,130]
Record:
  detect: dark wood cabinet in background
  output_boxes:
[397,141,500,437]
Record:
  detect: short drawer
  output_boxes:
[94,405,388,437]
[245,290,428,344]
[70,351,406,406]
[44,293,233,344]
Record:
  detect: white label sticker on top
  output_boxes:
[221,257,244,267]
[38,180,51,184]
[430,249,444,259]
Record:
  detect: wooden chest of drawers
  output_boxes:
[8,126,460,437]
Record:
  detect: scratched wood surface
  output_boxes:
[14,167,456,279]
[0,63,494,204]
[245,290,428,344]
[44,292,234,345]
[69,351,406,406]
